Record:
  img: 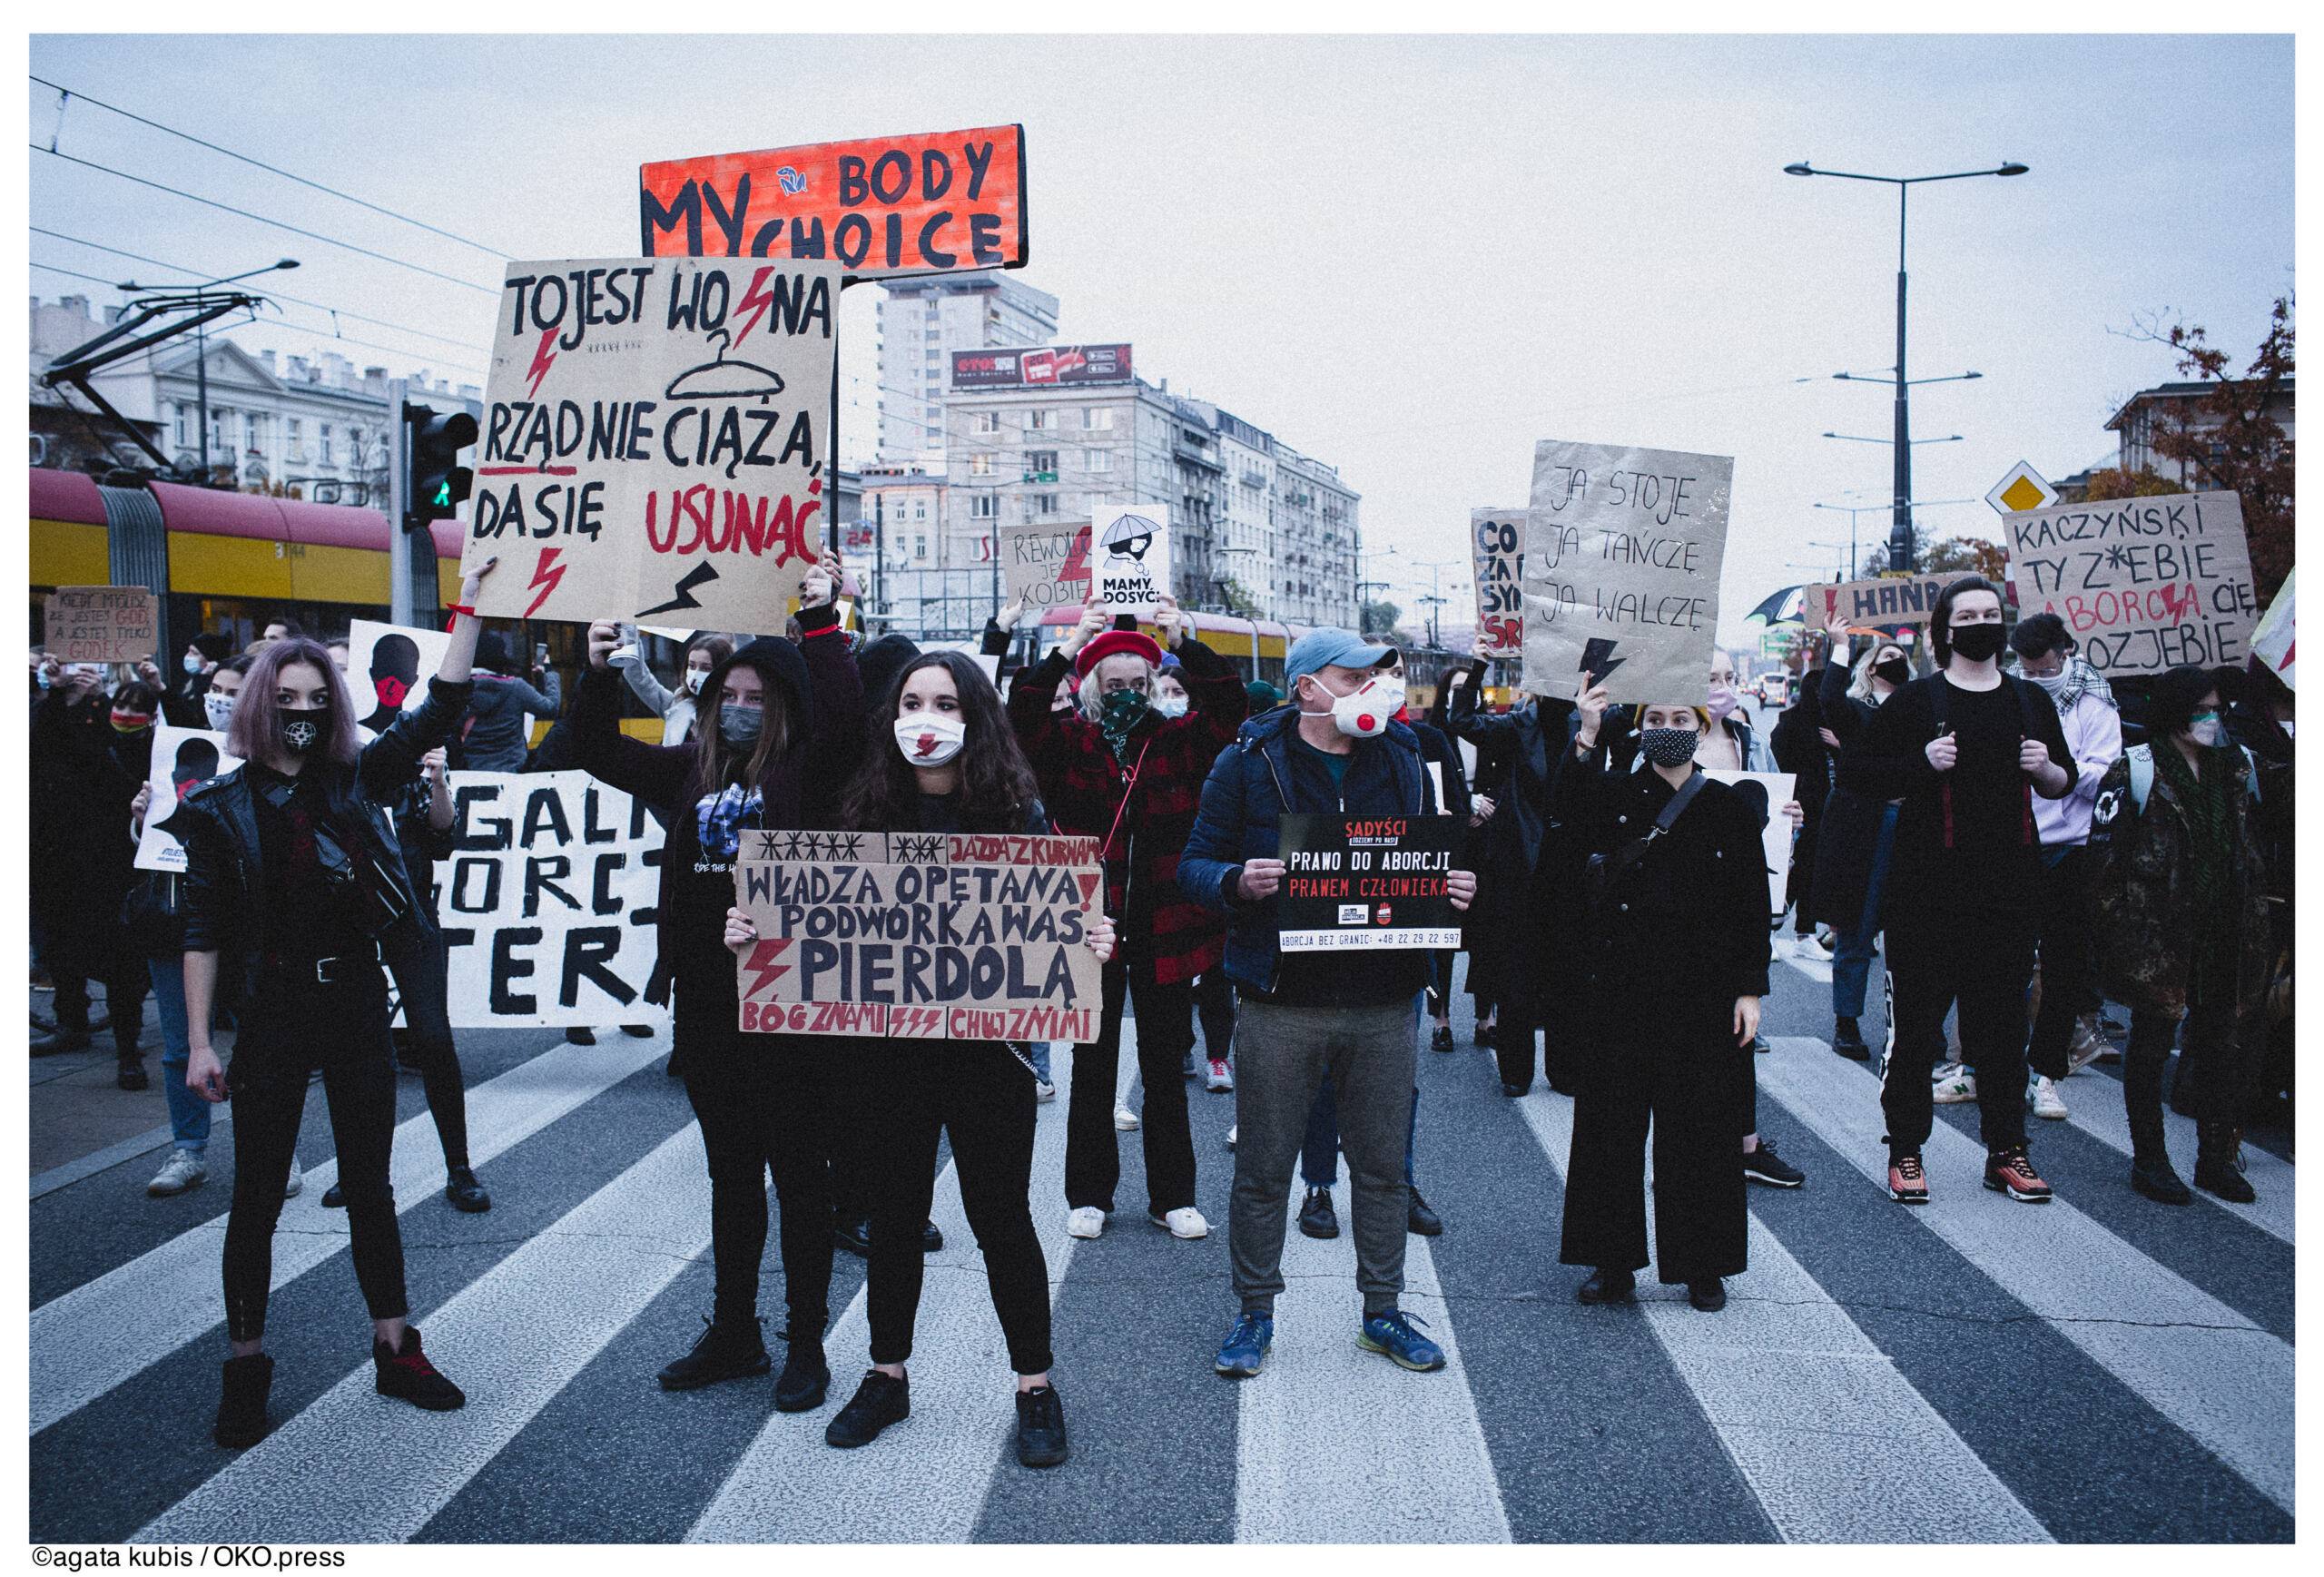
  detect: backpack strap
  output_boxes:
[1647,769,1709,840]
[2128,744,2153,813]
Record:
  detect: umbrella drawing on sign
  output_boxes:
[1101,513,1161,564]
[665,330,785,402]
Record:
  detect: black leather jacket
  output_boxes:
[177,675,474,990]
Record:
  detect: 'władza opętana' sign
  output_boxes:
[2001,490,2258,677]
[640,125,1027,279]
[464,256,841,636]
[733,831,1105,1042]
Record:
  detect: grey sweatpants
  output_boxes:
[1231,994,1418,1317]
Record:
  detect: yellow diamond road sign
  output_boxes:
[1987,460,2058,516]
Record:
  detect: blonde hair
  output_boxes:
[1848,643,1914,703]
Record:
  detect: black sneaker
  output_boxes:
[117,1058,149,1091]
[1430,1024,1454,1053]
[621,1024,655,1038]
[2131,1154,2192,1205]
[658,1315,771,1392]
[825,1369,910,1448]
[921,1219,944,1254]
[773,1328,830,1413]
[1296,1186,1339,1240]
[1015,1383,1068,1467]
[372,1326,465,1411]
[321,1182,346,1209]
[213,1353,274,1449]
[1576,1267,1635,1304]
[1688,1278,1727,1313]
[1407,1186,1443,1237]
[444,1166,491,1213]
[1475,1023,1496,1050]
[1742,1140,1805,1188]
[832,1217,872,1258]
[565,1026,596,1046]
[1832,1018,1872,1060]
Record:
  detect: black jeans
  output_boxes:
[2125,1000,2263,1152]
[1064,960,1196,1214]
[222,967,406,1342]
[680,1000,836,1337]
[865,1042,1051,1375]
[385,925,469,1170]
[2026,846,2098,1081]
[1882,912,2034,1158]
[1423,951,1461,1020]
[1194,970,1236,1064]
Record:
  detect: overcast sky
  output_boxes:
[27,32,2294,646]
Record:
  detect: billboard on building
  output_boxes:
[950,343,1133,390]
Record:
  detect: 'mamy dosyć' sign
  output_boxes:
[1521,442,1733,704]
[1803,572,1976,632]
[435,771,666,1029]
[1472,508,1525,660]
[1276,813,1462,951]
[1092,504,1171,615]
[1000,521,1092,612]
[2003,491,2258,676]
[734,831,1105,1043]
[641,125,1027,279]
[465,256,841,636]
[134,725,243,873]
[44,586,158,664]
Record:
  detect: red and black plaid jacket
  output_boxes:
[1008,637,1247,986]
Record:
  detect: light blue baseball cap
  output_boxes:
[1285,627,1396,686]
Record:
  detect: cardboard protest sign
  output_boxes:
[347,619,452,736]
[1521,442,1732,704]
[1000,521,1093,612]
[640,124,1027,279]
[1472,508,1525,659]
[1802,572,1977,633]
[733,831,1105,1042]
[1091,504,1171,616]
[2002,491,2258,676]
[1276,813,1462,951]
[1704,770,1797,919]
[133,725,243,874]
[433,771,667,1029]
[44,586,158,664]
[2250,567,2294,691]
[464,255,841,636]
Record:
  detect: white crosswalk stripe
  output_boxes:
[29,1033,671,1434]
[1761,1038,2294,1511]
[1514,1088,2050,1543]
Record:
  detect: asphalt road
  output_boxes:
[27,943,2294,1544]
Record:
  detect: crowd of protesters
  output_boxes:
[26,553,2295,1473]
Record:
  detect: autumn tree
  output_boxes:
[1918,536,2011,581]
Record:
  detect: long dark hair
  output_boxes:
[841,651,1039,834]
[1929,576,2005,669]
[690,656,793,799]
[229,637,361,768]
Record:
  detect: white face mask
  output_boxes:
[2027,668,2069,695]
[1304,675,1393,738]
[1152,693,1190,721]
[894,711,966,767]
[2187,712,2224,748]
[202,691,238,732]
[684,669,708,695]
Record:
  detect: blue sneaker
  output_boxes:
[1214,1312,1273,1378]
[1357,1308,1446,1373]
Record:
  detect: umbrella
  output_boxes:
[1744,584,1805,626]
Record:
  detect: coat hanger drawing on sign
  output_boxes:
[665,330,785,401]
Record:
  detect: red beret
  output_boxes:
[1074,628,1164,679]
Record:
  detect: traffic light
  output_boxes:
[403,401,478,533]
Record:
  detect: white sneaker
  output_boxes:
[1066,1206,1106,1239]
[1796,933,1834,960]
[1226,1124,1237,1151]
[146,1148,207,1197]
[1150,1206,1209,1239]
[1931,1063,1978,1104]
[1206,1059,1234,1091]
[1114,1103,1139,1131]
[282,1168,304,1199]
[1034,1079,1057,1104]
[2028,1075,2069,1120]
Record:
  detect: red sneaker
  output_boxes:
[1887,1152,1929,1205]
[1983,1145,2053,1203]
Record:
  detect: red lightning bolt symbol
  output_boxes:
[1059,524,1092,585]
[524,328,559,399]
[741,938,793,1001]
[733,266,776,348]
[522,547,566,618]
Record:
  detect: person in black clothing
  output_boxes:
[1768,640,1833,956]
[1408,666,1474,1053]
[2221,657,2293,1125]
[164,630,231,728]
[727,650,1114,1467]
[572,556,863,1414]
[1553,678,1768,1314]
[1808,636,1917,1061]
[1840,578,2076,1207]
[179,561,496,1451]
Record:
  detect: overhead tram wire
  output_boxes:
[31,144,500,296]
[31,228,493,359]
[32,74,515,261]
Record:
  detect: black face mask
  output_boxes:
[1874,657,1911,688]
[1947,623,2006,664]
[281,706,329,754]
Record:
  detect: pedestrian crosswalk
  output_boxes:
[28,981,2296,1544]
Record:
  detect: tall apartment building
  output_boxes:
[874,271,1059,467]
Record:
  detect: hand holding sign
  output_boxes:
[1573,674,1613,749]
[1237,858,1285,901]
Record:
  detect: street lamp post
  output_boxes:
[1785,160,2026,572]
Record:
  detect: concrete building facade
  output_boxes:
[874,271,1059,468]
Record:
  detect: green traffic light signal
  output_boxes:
[403,400,478,533]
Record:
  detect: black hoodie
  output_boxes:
[572,606,864,1007]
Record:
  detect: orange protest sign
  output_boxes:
[640,125,1027,279]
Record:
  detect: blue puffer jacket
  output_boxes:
[1178,705,1443,997]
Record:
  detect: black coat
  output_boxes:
[1805,662,1895,931]
[1445,679,1580,1023]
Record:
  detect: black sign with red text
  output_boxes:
[1275,813,1461,951]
